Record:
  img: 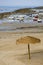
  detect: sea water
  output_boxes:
[0,6,30,23]
[0,6,30,13]
[0,6,24,23]
[0,6,20,13]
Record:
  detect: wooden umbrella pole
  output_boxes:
[28,44,30,59]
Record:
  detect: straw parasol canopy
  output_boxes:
[16,36,41,59]
[16,36,41,44]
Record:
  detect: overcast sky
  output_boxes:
[0,0,43,7]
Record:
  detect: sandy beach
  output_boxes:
[0,1,43,65]
[0,31,43,65]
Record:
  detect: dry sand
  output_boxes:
[0,31,43,65]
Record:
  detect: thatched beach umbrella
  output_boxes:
[16,36,41,59]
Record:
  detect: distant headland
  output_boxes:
[0,6,43,19]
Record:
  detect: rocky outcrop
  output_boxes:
[0,12,12,19]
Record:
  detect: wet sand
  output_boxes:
[0,31,43,65]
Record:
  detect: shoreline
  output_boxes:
[0,26,43,34]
